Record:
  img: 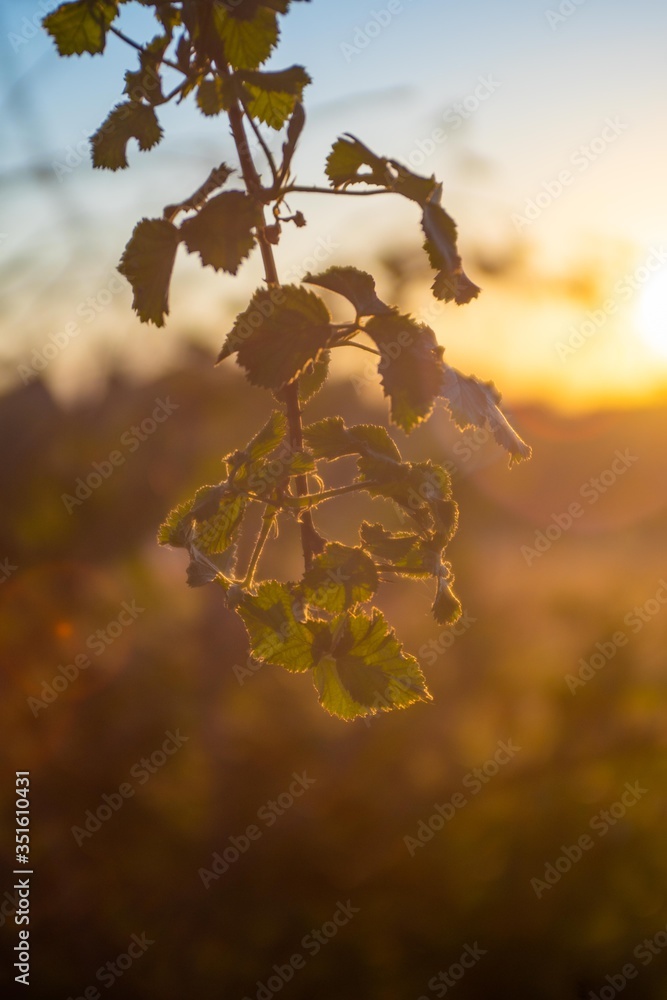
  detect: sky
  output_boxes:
[2,0,667,410]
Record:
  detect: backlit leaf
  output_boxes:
[422,201,481,305]
[313,611,431,720]
[238,581,315,671]
[118,217,181,326]
[180,191,261,274]
[213,5,279,69]
[240,66,311,129]
[304,266,392,318]
[43,0,118,56]
[325,135,388,189]
[91,101,162,170]
[364,312,444,432]
[217,285,332,389]
[301,543,378,612]
[439,364,532,464]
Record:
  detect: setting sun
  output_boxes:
[637,266,667,358]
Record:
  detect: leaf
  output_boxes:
[364,313,445,432]
[118,218,181,326]
[123,34,168,105]
[157,497,197,547]
[301,544,378,613]
[196,76,234,116]
[357,458,451,532]
[213,5,279,69]
[298,351,329,403]
[303,417,400,463]
[359,522,438,576]
[439,364,532,464]
[304,266,392,318]
[313,611,431,720]
[43,0,118,56]
[240,66,311,129]
[280,102,305,178]
[193,495,246,554]
[387,161,439,205]
[245,411,287,462]
[217,286,332,389]
[180,191,261,274]
[325,135,388,189]
[186,546,237,588]
[422,201,481,305]
[432,575,462,625]
[91,102,163,170]
[238,581,315,672]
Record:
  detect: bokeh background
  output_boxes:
[2,0,667,997]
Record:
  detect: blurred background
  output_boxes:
[2,0,667,996]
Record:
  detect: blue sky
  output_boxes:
[2,0,667,406]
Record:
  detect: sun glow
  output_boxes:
[636,268,667,358]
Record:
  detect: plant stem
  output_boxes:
[287,185,389,197]
[242,506,276,588]
[222,65,318,570]
[332,340,380,356]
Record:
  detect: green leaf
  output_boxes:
[43,0,118,56]
[357,458,451,531]
[325,135,388,189]
[186,546,237,588]
[439,364,532,465]
[304,266,392,318]
[301,543,378,613]
[240,66,311,129]
[196,76,234,116]
[91,102,163,170]
[238,581,315,672]
[298,351,329,403]
[359,522,438,576]
[118,217,181,327]
[157,497,197,547]
[180,191,261,274]
[245,411,287,462]
[123,34,167,105]
[432,575,462,625]
[313,611,431,720]
[363,313,444,432]
[217,286,332,389]
[193,495,246,554]
[213,5,279,69]
[303,417,400,463]
[422,202,481,305]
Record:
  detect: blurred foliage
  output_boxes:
[2,354,667,998]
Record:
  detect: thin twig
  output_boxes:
[287,184,390,197]
[109,25,183,73]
